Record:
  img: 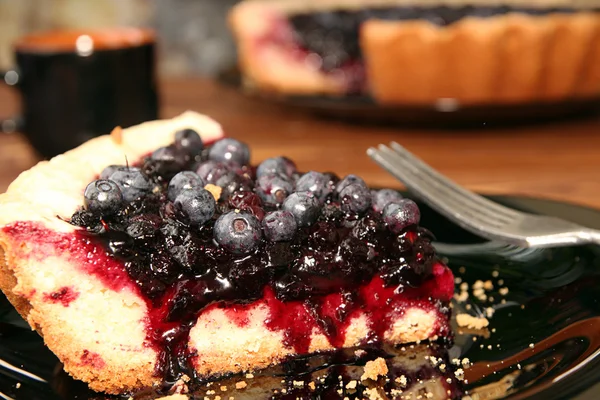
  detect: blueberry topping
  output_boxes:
[282,192,321,227]
[295,171,331,203]
[196,161,234,186]
[208,138,250,166]
[383,199,421,234]
[108,167,154,202]
[174,128,203,156]
[229,192,265,220]
[339,183,371,215]
[372,189,403,213]
[256,157,297,178]
[126,214,160,239]
[70,134,443,381]
[214,211,262,254]
[262,210,297,242]
[146,146,188,179]
[256,174,294,205]
[99,165,120,180]
[168,171,205,202]
[84,179,123,214]
[173,188,216,226]
[335,174,367,196]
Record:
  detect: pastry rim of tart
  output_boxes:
[0,111,453,395]
[229,0,600,104]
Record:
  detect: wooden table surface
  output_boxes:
[1,77,599,210]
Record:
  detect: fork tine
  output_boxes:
[376,146,513,226]
[369,146,512,234]
[388,142,521,220]
[377,145,519,226]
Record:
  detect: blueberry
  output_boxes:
[256,157,297,178]
[99,165,120,180]
[282,191,321,227]
[335,174,367,196]
[256,174,293,205]
[174,128,204,156]
[109,167,154,202]
[84,179,123,214]
[372,189,403,213]
[262,210,297,242]
[340,183,371,214]
[148,145,187,177]
[295,171,331,203]
[214,211,262,254]
[173,188,216,226]
[383,199,421,234]
[214,170,239,188]
[168,171,205,202]
[196,161,232,185]
[208,138,250,165]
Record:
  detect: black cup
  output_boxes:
[1,27,159,159]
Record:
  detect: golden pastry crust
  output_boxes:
[363,13,600,105]
[0,111,224,394]
[229,0,600,104]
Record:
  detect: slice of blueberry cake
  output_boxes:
[229,0,600,105]
[0,112,454,395]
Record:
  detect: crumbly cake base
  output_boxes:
[230,0,600,104]
[190,298,445,378]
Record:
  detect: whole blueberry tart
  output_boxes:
[229,0,600,105]
[0,112,454,395]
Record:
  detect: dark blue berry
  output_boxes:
[148,146,187,177]
[174,128,204,155]
[282,191,321,227]
[256,174,293,205]
[383,199,421,234]
[262,210,297,242]
[256,157,297,178]
[295,171,331,203]
[196,161,232,185]
[335,174,367,196]
[208,138,250,165]
[109,167,154,202]
[340,183,371,214]
[100,165,120,180]
[168,171,205,202]
[372,189,403,213]
[84,179,123,214]
[214,211,262,254]
[173,188,216,226]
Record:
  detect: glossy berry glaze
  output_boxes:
[259,5,597,93]
[2,138,454,387]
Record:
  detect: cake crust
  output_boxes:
[230,0,600,104]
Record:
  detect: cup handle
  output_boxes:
[0,69,23,133]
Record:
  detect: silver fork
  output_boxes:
[367,142,600,248]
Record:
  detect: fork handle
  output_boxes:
[579,229,600,245]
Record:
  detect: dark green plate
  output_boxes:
[0,195,599,399]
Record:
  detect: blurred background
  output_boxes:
[0,0,238,77]
[0,2,599,400]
